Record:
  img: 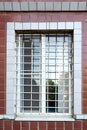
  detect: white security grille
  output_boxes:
[16,33,73,114]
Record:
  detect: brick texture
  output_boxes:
[0,120,86,130]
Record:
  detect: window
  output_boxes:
[6,22,82,120]
[16,32,73,114]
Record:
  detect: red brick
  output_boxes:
[82,46,87,53]
[0,31,5,38]
[83,84,87,91]
[65,122,72,130]
[0,92,5,99]
[56,122,63,130]
[51,13,60,22]
[21,13,30,22]
[83,99,87,107]
[0,107,5,114]
[48,122,55,130]
[83,61,87,68]
[63,13,75,22]
[83,121,87,130]
[39,122,46,130]
[5,13,14,22]
[74,13,83,21]
[38,13,46,22]
[0,84,5,91]
[0,38,5,47]
[22,122,29,130]
[29,13,39,22]
[4,120,12,130]
[0,22,6,30]
[83,92,87,99]
[74,121,81,130]
[0,128,3,130]
[0,62,4,69]
[30,122,37,130]
[13,121,20,130]
[0,70,4,77]
[83,76,87,83]
[60,13,69,22]
[0,47,5,53]
[82,69,87,76]
[0,120,3,128]
[46,13,52,22]
[13,13,21,22]
[0,82,5,88]
[0,13,5,22]
[83,38,87,46]
[83,54,87,61]
[83,22,87,32]
[0,100,5,107]
[83,77,87,84]
[0,77,5,85]
[0,53,5,61]
[83,107,87,114]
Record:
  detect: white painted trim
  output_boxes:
[74,22,82,114]
[0,2,87,11]
[76,115,87,119]
[0,115,15,119]
[17,36,21,114]
[16,115,75,121]
[6,22,82,120]
[6,23,15,115]
[1,114,87,120]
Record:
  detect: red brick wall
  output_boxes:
[0,12,87,114]
[0,10,87,130]
[1,120,87,130]
[0,12,6,114]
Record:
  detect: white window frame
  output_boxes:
[6,22,82,121]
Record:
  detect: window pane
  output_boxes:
[46,34,73,113]
[16,35,41,112]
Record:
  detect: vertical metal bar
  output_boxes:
[22,35,24,113]
[42,35,46,113]
[63,35,65,113]
[46,35,49,113]
[31,36,33,113]
[55,35,57,112]
[69,35,72,115]
[17,34,21,113]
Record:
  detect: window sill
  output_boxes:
[75,114,87,120]
[15,114,75,121]
[0,115,15,120]
[1,114,87,121]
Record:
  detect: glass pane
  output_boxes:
[16,34,41,112]
[46,34,73,113]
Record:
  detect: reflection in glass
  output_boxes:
[46,34,73,113]
[16,35,41,112]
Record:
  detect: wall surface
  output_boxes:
[0,120,87,130]
[0,0,87,130]
[0,11,87,114]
